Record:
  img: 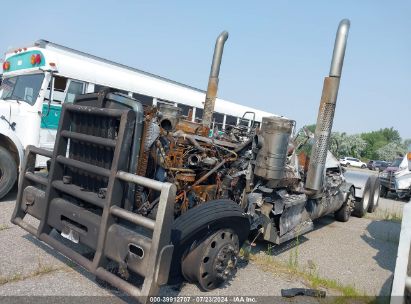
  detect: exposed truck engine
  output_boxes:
[12,19,356,302]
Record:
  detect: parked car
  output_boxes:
[380,156,410,198]
[339,157,367,168]
[367,160,390,171]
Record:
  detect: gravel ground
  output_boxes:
[0,182,405,302]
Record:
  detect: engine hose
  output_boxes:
[191,159,227,187]
[173,130,206,152]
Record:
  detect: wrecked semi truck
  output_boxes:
[12,19,356,300]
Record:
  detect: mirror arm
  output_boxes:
[42,72,55,118]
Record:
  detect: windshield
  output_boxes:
[0,74,45,105]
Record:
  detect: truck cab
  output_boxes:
[380,155,411,199]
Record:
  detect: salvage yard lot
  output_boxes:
[0,179,405,302]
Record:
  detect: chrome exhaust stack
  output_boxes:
[305,19,350,192]
[202,31,229,129]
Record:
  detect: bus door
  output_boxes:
[39,76,86,162]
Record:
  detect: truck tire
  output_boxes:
[335,186,354,222]
[353,177,371,218]
[0,147,17,200]
[367,176,380,213]
[380,185,388,198]
[181,228,239,291]
[169,199,250,288]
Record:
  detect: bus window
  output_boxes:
[64,80,85,103]
[213,112,224,124]
[177,104,193,117]
[86,83,94,93]
[195,107,204,123]
[225,115,237,127]
[132,92,153,106]
[46,76,68,103]
[93,85,131,98]
[157,99,174,106]
[114,88,128,96]
[94,84,104,93]
[93,84,123,94]
[212,112,225,129]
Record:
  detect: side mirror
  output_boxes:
[407,151,411,171]
[42,74,55,118]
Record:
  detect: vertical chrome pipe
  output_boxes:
[202,31,229,128]
[305,19,350,192]
[329,19,350,77]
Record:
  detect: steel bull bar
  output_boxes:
[11,102,176,303]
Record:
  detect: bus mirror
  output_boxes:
[42,74,55,118]
[240,111,256,127]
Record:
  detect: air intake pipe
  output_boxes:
[202,31,229,129]
[305,19,350,192]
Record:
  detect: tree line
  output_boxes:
[304,125,409,162]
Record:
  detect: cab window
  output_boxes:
[64,80,85,103]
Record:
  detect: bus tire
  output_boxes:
[0,147,17,200]
[168,200,250,286]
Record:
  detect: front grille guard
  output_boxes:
[11,102,176,303]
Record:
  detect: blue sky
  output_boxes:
[2,1,410,139]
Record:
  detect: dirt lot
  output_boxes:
[0,171,406,302]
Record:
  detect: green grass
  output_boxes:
[254,253,363,297]
[0,258,74,286]
[287,235,300,269]
[240,242,369,300]
[365,207,403,223]
[0,273,22,285]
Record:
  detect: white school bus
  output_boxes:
[0,39,275,199]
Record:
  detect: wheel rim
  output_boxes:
[182,229,239,290]
[348,188,355,214]
[362,186,370,211]
[373,185,380,207]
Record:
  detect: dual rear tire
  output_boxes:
[353,175,380,217]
